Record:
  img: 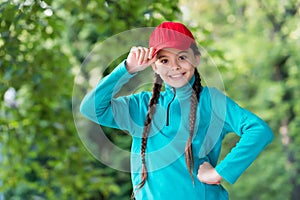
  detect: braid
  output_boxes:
[193,68,202,100]
[136,73,162,191]
[185,68,202,182]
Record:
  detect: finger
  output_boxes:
[138,47,146,65]
[202,162,211,168]
[149,48,158,62]
[130,46,137,52]
[129,46,139,60]
[148,54,157,64]
[135,47,141,60]
[148,47,154,59]
[205,181,221,185]
[143,48,150,63]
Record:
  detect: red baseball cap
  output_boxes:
[149,22,196,56]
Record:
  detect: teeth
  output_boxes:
[170,74,183,78]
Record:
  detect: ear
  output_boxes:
[151,63,158,73]
[194,55,201,67]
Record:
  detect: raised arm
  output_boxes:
[79,61,136,129]
[80,46,157,130]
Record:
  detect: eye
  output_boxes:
[178,55,187,61]
[160,58,168,64]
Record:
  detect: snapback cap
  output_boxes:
[149,22,196,56]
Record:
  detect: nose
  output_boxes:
[170,60,181,71]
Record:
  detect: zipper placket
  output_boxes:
[166,87,176,126]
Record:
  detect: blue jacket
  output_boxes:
[80,60,273,200]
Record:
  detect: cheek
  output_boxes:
[187,57,198,66]
[155,65,168,75]
[182,63,195,71]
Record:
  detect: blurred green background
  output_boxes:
[1,0,300,199]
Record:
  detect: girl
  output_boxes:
[80,22,273,199]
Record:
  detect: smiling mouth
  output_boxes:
[169,72,186,79]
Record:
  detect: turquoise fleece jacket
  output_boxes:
[80,60,274,200]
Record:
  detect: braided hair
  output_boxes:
[134,43,202,196]
[185,67,202,182]
[136,73,163,191]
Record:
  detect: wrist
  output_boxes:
[213,169,223,182]
[125,60,136,74]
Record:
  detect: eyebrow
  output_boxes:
[158,55,167,59]
[158,50,189,59]
[178,50,189,54]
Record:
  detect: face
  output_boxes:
[152,48,200,88]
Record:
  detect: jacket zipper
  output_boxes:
[166,87,176,126]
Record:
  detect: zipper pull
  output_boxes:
[166,87,176,126]
[171,87,176,95]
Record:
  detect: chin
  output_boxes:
[167,76,192,88]
[168,81,188,88]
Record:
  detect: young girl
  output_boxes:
[80,22,273,200]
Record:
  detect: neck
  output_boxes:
[165,75,195,98]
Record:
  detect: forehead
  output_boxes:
[157,48,192,57]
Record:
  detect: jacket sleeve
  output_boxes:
[210,88,274,184]
[79,60,138,131]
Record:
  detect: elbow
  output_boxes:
[255,117,274,145]
[262,119,274,143]
[79,96,103,125]
[79,101,86,116]
[258,122,274,146]
[266,126,274,144]
[79,97,97,122]
[79,100,89,119]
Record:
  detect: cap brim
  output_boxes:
[152,40,192,56]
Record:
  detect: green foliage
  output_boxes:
[2,0,299,199]
[1,0,180,199]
